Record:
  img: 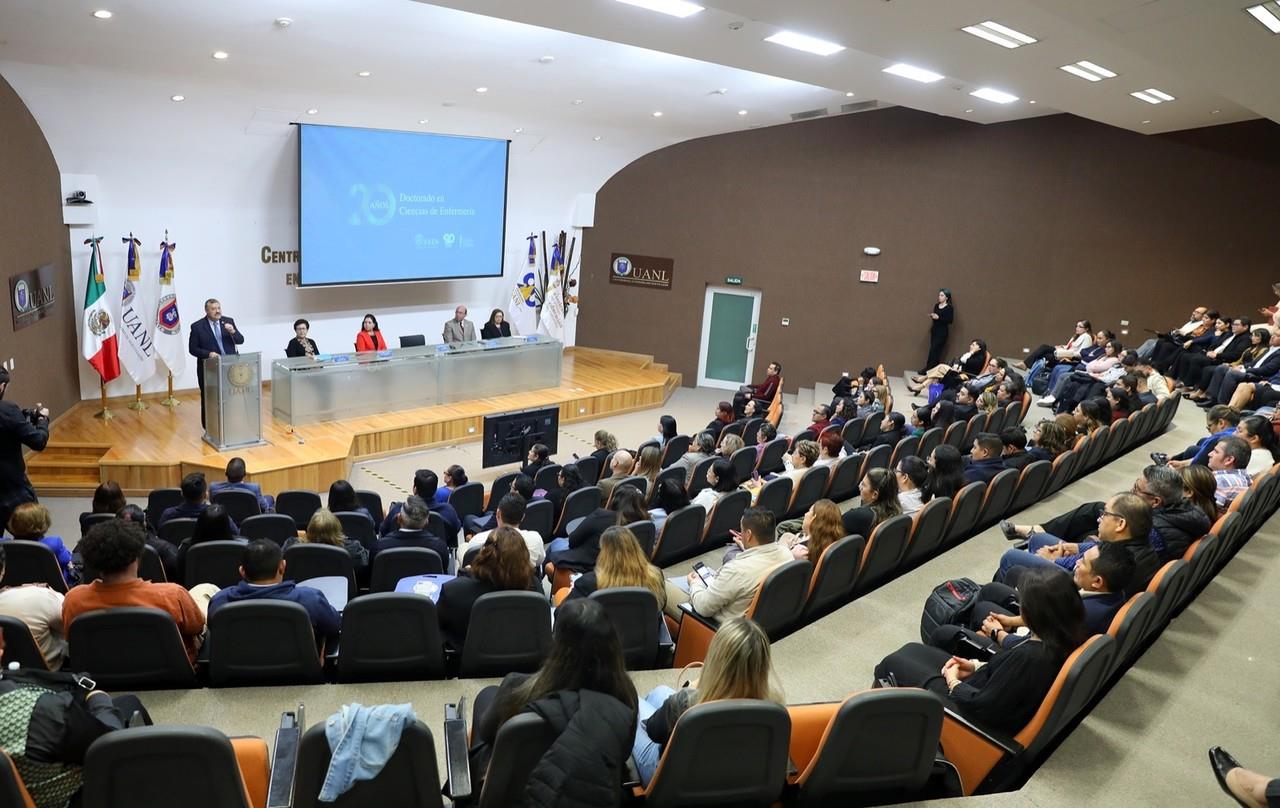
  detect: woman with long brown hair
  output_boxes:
[779,499,845,562]
[437,526,533,648]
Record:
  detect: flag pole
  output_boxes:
[129,384,147,411]
[162,371,179,408]
[96,379,114,420]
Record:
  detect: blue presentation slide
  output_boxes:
[298,124,509,286]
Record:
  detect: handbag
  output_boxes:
[920,578,983,643]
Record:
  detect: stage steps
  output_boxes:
[25,442,110,496]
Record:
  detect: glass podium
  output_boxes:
[271,335,563,427]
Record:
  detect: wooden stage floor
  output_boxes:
[30,347,680,496]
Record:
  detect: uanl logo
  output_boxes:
[608,253,674,290]
[13,280,30,312]
[156,295,181,334]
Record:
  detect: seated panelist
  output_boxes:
[481,308,512,339]
[285,318,319,358]
[355,313,387,352]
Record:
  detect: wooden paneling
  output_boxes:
[31,347,680,496]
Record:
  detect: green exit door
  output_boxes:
[697,286,762,389]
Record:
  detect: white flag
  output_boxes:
[153,238,186,376]
[537,270,565,341]
[118,235,157,384]
[508,269,538,336]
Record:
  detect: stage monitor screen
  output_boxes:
[298,123,509,286]
[483,407,559,469]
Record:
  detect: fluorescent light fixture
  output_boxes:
[1130,91,1161,104]
[615,0,704,18]
[764,31,846,56]
[882,62,944,83]
[971,87,1018,104]
[1146,88,1175,101]
[962,20,1037,48]
[356,71,371,77]
[1060,60,1117,82]
[1246,3,1280,34]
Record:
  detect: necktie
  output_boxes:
[212,319,226,354]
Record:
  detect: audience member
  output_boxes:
[79,480,126,534]
[159,472,238,533]
[1207,746,1280,808]
[463,473,534,535]
[1134,356,1171,402]
[928,445,968,501]
[633,617,780,784]
[587,430,617,476]
[176,503,239,582]
[598,451,635,500]
[828,396,854,429]
[806,404,832,436]
[5,503,77,585]
[648,478,690,534]
[1166,405,1240,469]
[521,443,553,478]
[690,458,740,523]
[853,388,881,420]
[816,430,845,467]
[963,433,1007,483]
[778,440,819,483]
[468,598,637,792]
[547,485,649,573]
[665,507,792,621]
[908,339,989,394]
[208,539,341,644]
[640,416,678,451]
[1209,436,1253,509]
[64,520,208,664]
[1136,306,1207,360]
[842,467,903,538]
[326,479,370,521]
[1000,427,1034,470]
[874,566,1088,734]
[779,499,845,561]
[734,361,782,418]
[633,445,662,488]
[717,432,745,458]
[282,508,370,571]
[894,456,931,514]
[859,412,906,450]
[1180,464,1220,524]
[379,470,462,541]
[438,464,468,505]
[753,422,780,467]
[1197,329,1280,406]
[438,527,537,650]
[1185,326,1269,401]
[117,504,180,582]
[209,456,274,513]
[953,386,979,422]
[0,543,67,669]
[459,493,545,570]
[674,432,716,485]
[1017,318,1094,380]
[1236,415,1280,475]
[373,495,449,565]
[704,401,735,442]
[544,463,586,530]
[562,526,666,608]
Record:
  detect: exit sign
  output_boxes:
[859,270,880,283]
[725,276,744,286]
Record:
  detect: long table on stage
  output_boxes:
[31,346,681,496]
[271,335,563,427]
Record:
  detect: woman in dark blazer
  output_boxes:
[923,288,955,371]
[481,309,512,339]
[437,527,536,649]
[285,318,319,358]
[545,486,649,573]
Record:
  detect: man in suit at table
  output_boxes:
[188,298,245,429]
[442,306,477,344]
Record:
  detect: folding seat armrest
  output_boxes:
[941,707,1022,756]
[672,604,719,668]
[443,700,473,803]
[267,706,304,808]
[676,602,720,631]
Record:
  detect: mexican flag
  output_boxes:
[82,237,121,382]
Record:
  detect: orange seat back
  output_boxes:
[230,737,270,808]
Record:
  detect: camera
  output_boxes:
[1149,451,1169,466]
[20,407,45,426]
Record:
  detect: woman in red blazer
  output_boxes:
[355,313,388,352]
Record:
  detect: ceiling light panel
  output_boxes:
[970,87,1018,104]
[1130,91,1162,104]
[764,31,846,56]
[1246,3,1280,34]
[1060,61,1117,82]
[615,0,704,18]
[962,20,1037,49]
[882,62,944,83]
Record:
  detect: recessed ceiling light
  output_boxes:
[1142,120,1151,124]
[764,30,845,56]
[1029,100,1036,104]
[538,55,555,64]
[170,95,185,102]
[442,101,456,107]
[1131,88,1175,104]
[306,108,318,115]
[356,71,371,78]
[1212,109,1220,114]
[274,17,292,28]
[1060,61,1117,82]
[737,109,748,115]
[513,127,523,133]
[970,87,1018,104]
[965,109,974,114]
[475,86,488,93]
[652,111,663,117]
[882,63,944,83]
[593,135,602,141]
[615,0,704,18]
[962,20,1037,49]
[713,88,728,95]
[418,119,428,124]
[212,50,229,60]
[92,9,113,19]
[1246,3,1280,34]
[572,99,584,105]
[845,91,855,97]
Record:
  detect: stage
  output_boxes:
[29,347,680,496]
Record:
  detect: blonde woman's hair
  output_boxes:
[979,391,998,413]
[595,526,665,608]
[8,503,51,538]
[305,508,345,547]
[874,384,891,411]
[634,445,662,483]
[793,440,819,467]
[595,430,618,453]
[719,434,745,455]
[696,617,781,705]
[804,499,845,562]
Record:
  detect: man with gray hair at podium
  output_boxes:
[442,305,477,344]
[188,298,245,428]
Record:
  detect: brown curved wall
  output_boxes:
[578,107,1280,391]
[0,73,78,415]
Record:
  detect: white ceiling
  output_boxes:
[0,0,1272,156]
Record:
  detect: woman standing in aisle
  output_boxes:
[923,288,954,372]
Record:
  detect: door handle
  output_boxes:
[746,336,757,351]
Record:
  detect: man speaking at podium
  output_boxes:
[189,298,245,429]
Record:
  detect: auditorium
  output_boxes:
[2,1,1279,805]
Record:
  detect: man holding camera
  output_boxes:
[0,368,50,531]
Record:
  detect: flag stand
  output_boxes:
[95,380,114,420]
[128,384,148,411]
[161,372,179,408]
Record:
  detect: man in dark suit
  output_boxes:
[188,298,245,428]
[209,456,274,513]
[1204,330,1280,406]
[372,496,449,567]
[0,368,50,530]
[962,433,1007,483]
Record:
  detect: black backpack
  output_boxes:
[920,578,983,642]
